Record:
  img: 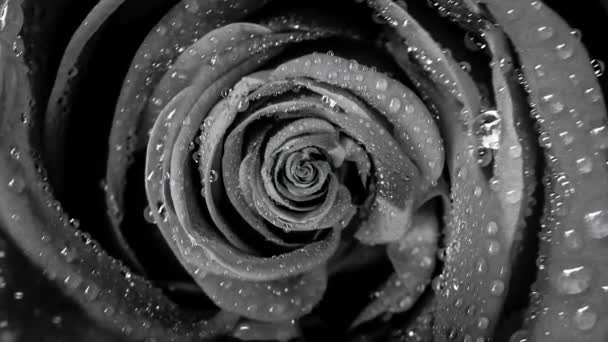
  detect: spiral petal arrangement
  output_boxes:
[0,0,607,341]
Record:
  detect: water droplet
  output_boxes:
[569,73,581,85]
[103,305,115,316]
[575,157,592,174]
[505,8,518,20]
[60,246,77,263]
[184,0,199,13]
[9,146,20,160]
[536,26,554,40]
[573,306,596,330]
[397,296,413,309]
[209,170,218,183]
[7,177,25,193]
[591,59,605,77]
[64,274,83,289]
[460,61,472,72]
[143,206,155,224]
[590,125,608,149]
[584,87,601,103]
[237,98,250,112]
[570,29,582,40]
[477,317,490,330]
[375,78,388,91]
[505,189,522,204]
[490,280,505,296]
[508,145,522,158]
[464,31,486,51]
[584,210,608,239]
[555,265,591,295]
[530,1,543,10]
[156,25,167,36]
[487,240,501,255]
[558,131,574,146]
[475,109,501,150]
[540,93,564,114]
[563,229,583,250]
[474,186,483,197]
[476,258,487,274]
[486,221,498,235]
[389,98,401,113]
[555,43,574,59]
[84,284,100,301]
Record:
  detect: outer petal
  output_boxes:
[482,1,608,341]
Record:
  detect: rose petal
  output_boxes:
[351,208,439,328]
[380,0,536,339]
[104,9,322,263]
[482,1,608,340]
[44,0,126,188]
[193,267,327,322]
[167,76,341,281]
[3,28,232,341]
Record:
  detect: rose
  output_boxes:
[1,0,608,341]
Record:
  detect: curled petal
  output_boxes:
[163,75,341,282]
[380,0,536,338]
[481,1,608,340]
[194,267,327,322]
[352,207,439,328]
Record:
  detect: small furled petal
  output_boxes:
[355,197,414,244]
[352,208,439,327]
[166,75,341,282]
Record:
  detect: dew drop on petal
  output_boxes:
[573,306,597,330]
[530,1,543,10]
[563,229,583,250]
[584,210,608,239]
[487,240,501,255]
[505,8,518,21]
[209,170,219,183]
[584,87,602,103]
[7,177,25,193]
[555,43,574,59]
[590,125,608,149]
[540,93,564,114]
[477,317,490,330]
[575,157,593,174]
[84,284,100,301]
[476,258,487,274]
[505,189,522,204]
[555,265,592,295]
[536,26,554,40]
[490,280,505,296]
[375,78,388,91]
[389,98,401,113]
[486,221,499,235]
[9,146,20,160]
[590,59,605,77]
